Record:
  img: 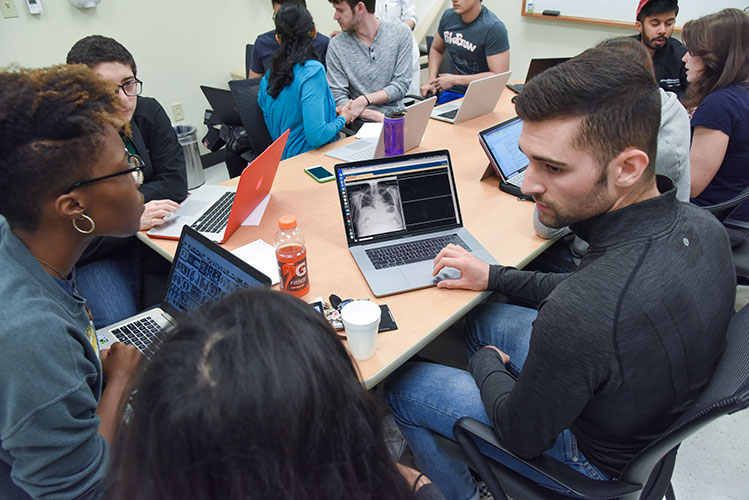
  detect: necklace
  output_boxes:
[35,257,94,323]
[35,257,70,282]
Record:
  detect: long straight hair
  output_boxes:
[109,289,417,500]
[682,8,749,109]
[267,3,319,98]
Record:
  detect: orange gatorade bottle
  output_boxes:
[275,215,310,296]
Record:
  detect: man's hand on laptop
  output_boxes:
[140,199,181,231]
[432,244,489,290]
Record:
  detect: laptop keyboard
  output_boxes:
[507,170,525,187]
[366,234,472,270]
[190,191,236,233]
[438,108,459,120]
[110,316,165,358]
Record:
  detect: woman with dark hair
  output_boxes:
[0,65,143,499]
[110,289,442,500]
[682,8,749,242]
[258,2,352,159]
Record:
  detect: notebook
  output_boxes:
[147,129,289,243]
[506,58,570,94]
[325,96,437,162]
[334,150,497,297]
[200,85,243,126]
[97,226,271,357]
[478,116,529,188]
[430,71,511,124]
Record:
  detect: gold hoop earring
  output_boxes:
[72,214,95,234]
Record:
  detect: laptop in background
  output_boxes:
[478,116,529,188]
[200,85,243,126]
[334,150,497,297]
[325,96,437,162]
[430,71,511,124]
[97,226,271,357]
[506,57,569,94]
[148,130,289,243]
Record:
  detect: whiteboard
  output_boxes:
[522,0,748,28]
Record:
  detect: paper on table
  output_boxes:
[355,122,383,139]
[231,239,280,285]
[241,193,271,226]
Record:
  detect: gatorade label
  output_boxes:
[276,244,309,296]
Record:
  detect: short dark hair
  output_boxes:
[272,0,306,6]
[0,65,126,231]
[596,37,656,78]
[66,35,137,77]
[515,47,660,181]
[637,0,679,23]
[328,0,375,14]
[682,8,749,109]
[110,289,417,500]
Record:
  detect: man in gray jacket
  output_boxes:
[326,0,413,124]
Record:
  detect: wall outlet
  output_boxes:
[171,102,185,122]
[1,0,20,18]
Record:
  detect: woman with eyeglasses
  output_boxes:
[258,2,353,160]
[682,8,749,245]
[66,35,188,328]
[0,65,144,499]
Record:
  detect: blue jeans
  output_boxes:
[75,250,141,329]
[385,303,609,500]
[437,89,464,105]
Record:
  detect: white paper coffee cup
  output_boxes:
[341,300,381,360]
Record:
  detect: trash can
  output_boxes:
[174,125,205,190]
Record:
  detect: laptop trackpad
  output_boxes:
[178,199,209,217]
[401,261,452,287]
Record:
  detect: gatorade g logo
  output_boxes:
[281,258,308,291]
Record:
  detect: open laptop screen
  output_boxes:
[336,151,462,245]
[479,117,529,181]
[163,228,269,315]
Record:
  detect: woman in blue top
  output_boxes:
[258,2,352,160]
[682,8,749,242]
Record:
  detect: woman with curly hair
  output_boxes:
[0,64,143,499]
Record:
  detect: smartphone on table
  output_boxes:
[304,165,335,183]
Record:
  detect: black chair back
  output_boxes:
[228,78,273,162]
[245,43,254,79]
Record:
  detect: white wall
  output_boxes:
[0,0,671,152]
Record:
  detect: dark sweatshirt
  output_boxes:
[469,178,735,476]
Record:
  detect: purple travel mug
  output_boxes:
[383,109,405,156]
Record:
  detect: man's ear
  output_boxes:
[611,147,650,189]
[53,193,86,221]
[635,20,643,33]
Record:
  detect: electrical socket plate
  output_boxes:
[172,102,185,122]
[1,0,20,18]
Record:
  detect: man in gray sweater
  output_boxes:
[385,46,735,500]
[326,0,413,123]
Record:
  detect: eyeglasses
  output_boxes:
[65,152,144,193]
[117,78,143,97]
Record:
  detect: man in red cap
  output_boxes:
[634,0,688,97]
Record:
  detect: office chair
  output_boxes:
[432,304,749,500]
[228,77,273,164]
[700,184,749,284]
[245,43,254,79]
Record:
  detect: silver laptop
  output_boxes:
[97,226,271,357]
[430,71,512,124]
[478,116,529,187]
[147,130,288,243]
[325,96,437,162]
[334,150,497,297]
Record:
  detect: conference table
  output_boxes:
[138,89,551,389]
